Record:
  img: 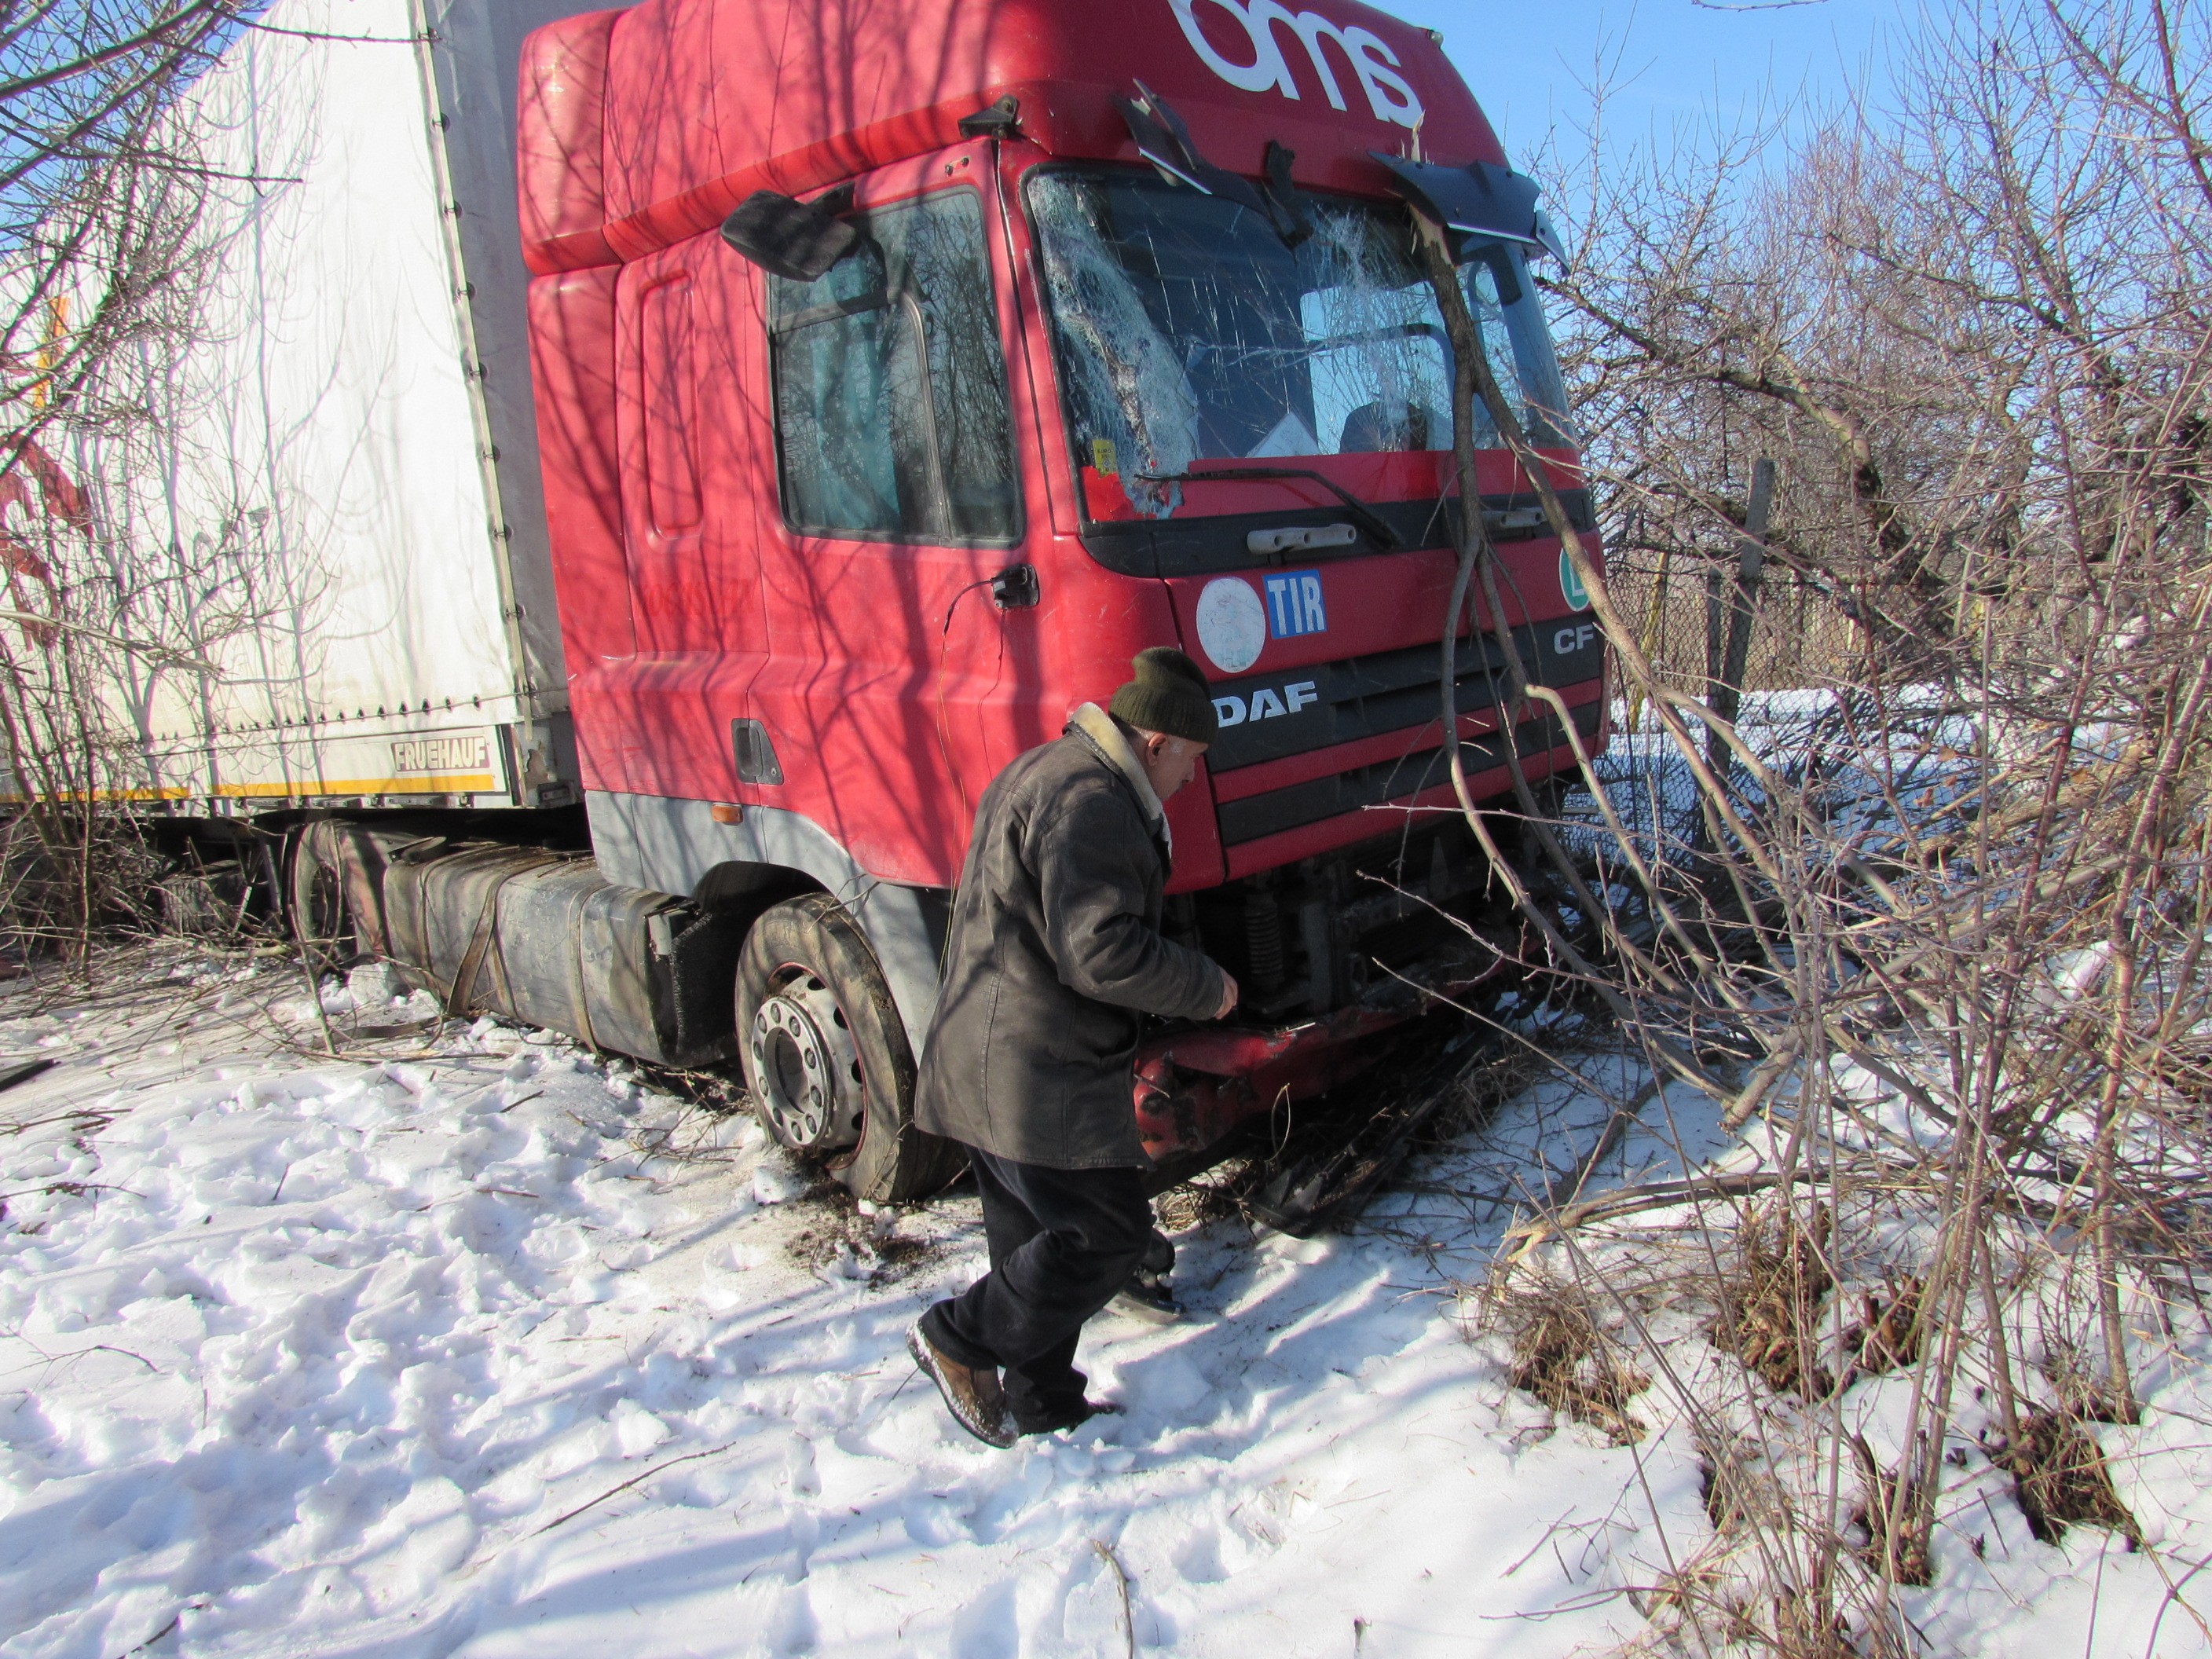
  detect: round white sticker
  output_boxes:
[1195,577,1268,674]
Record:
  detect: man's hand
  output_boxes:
[1213,970,1239,1020]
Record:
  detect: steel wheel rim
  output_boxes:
[749,970,864,1152]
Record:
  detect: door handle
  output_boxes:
[990,563,1040,610]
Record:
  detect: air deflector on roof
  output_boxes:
[1368,155,1566,266]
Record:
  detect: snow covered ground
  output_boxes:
[0,947,2205,1657]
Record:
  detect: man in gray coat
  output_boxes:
[908,647,1236,1447]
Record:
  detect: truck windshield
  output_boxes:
[1027,168,1573,522]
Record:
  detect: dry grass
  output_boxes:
[778,1195,946,1284]
[1990,1409,2142,1551]
[1706,1205,1837,1401]
[1846,1435,1932,1588]
[1153,1156,1258,1234]
[1839,1276,1925,1381]
[1485,1266,1652,1445]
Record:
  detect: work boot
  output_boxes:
[908,1324,1015,1448]
[1110,1227,1183,1324]
[1110,1268,1183,1323]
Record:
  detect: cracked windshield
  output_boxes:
[1027,168,1573,522]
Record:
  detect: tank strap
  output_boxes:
[443,853,563,1021]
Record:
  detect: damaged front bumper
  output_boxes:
[1132,924,1519,1163]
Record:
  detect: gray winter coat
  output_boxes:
[914,709,1228,1169]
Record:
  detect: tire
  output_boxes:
[735,894,964,1203]
[286,821,355,977]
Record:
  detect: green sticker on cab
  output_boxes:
[1560,548,1591,611]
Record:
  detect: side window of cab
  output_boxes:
[767,190,1020,544]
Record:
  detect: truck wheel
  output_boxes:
[287,822,354,977]
[735,895,964,1203]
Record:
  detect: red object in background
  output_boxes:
[0,441,87,647]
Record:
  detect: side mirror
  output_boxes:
[721,190,858,282]
[1367,155,1566,266]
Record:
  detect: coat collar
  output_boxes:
[1068,703,1171,855]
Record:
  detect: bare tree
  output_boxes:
[0,3,256,951]
[1421,2,2212,1649]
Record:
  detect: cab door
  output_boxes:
[741,146,1039,887]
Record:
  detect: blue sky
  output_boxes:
[1379,0,1921,167]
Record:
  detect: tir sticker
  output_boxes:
[1213,678,1320,727]
[1169,0,1423,130]
[1196,576,1269,673]
[1262,568,1327,639]
[1560,548,1591,611]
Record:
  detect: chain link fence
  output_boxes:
[1606,550,1866,715]
[1561,467,1877,863]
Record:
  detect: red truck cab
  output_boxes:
[517,0,1605,1196]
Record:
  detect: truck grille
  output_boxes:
[1215,700,1602,847]
[1204,617,1602,775]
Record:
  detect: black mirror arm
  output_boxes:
[991,563,1040,609]
[1114,82,1273,222]
[1366,153,1563,266]
[1262,140,1312,248]
[958,95,1020,140]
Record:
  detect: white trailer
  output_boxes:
[65,0,613,815]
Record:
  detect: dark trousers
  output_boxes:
[920,1148,1152,1430]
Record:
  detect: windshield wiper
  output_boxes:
[1135,466,1401,551]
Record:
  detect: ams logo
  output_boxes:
[1170,0,1423,130]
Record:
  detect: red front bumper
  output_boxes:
[1131,926,1518,1161]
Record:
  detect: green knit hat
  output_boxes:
[1109,646,1218,745]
